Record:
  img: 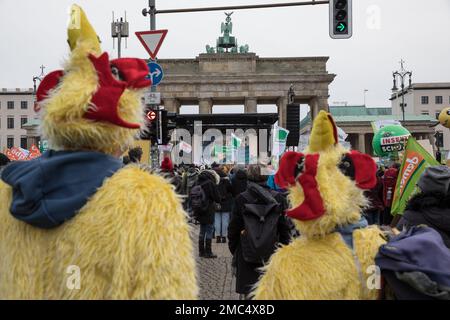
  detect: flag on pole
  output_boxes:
[231,133,242,149]
[272,125,290,156]
[275,125,289,142]
[391,137,440,215]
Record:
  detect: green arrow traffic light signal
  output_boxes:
[336,22,347,32]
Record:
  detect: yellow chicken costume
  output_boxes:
[0,5,197,299]
[253,111,386,300]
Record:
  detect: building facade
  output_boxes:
[155,53,335,128]
[390,82,450,154]
[0,88,37,151]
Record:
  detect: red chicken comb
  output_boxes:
[346,151,377,190]
[111,58,152,89]
[275,151,305,188]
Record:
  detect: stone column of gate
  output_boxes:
[428,133,436,152]
[245,97,258,114]
[276,97,288,128]
[358,133,366,154]
[199,98,213,114]
[309,97,329,121]
[163,98,180,113]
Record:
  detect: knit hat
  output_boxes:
[417,165,450,195]
[160,157,174,172]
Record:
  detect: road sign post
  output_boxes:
[146,61,164,86]
[135,30,168,60]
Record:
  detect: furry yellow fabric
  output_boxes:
[0,166,198,299]
[253,111,386,300]
[67,5,101,53]
[40,5,144,155]
[253,227,385,300]
[308,110,336,153]
[290,144,367,238]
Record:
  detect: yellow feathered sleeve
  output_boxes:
[0,166,198,300]
[70,166,199,299]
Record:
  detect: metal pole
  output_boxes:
[148,0,161,167]
[401,80,405,123]
[155,1,329,14]
[117,25,122,58]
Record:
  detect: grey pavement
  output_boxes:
[190,223,239,300]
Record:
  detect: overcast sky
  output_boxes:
[1,0,449,112]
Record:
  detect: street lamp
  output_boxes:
[391,59,412,123]
[32,65,45,112]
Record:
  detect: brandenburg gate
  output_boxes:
[156,53,334,127]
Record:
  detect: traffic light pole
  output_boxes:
[146,0,162,168]
[142,0,334,168]
[147,1,329,15]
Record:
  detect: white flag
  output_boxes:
[179,141,192,154]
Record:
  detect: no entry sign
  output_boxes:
[147,111,157,121]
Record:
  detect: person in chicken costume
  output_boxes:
[0,5,197,299]
[253,110,386,300]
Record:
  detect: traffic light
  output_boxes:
[141,108,157,141]
[329,0,352,39]
[160,110,177,145]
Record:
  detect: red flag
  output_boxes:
[10,147,27,160]
[5,149,19,161]
[27,144,41,160]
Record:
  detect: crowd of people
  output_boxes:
[128,153,448,300]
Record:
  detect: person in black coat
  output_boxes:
[214,166,234,243]
[231,168,248,197]
[398,165,450,248]
[195,170,221,258]
[228,164,292,299]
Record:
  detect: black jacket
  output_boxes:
[231,169,248,197]
[195,171,221,225]
[401,192,450,249]
[215,169,233,212]
[228,181,291,294]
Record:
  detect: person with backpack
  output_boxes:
[228,164,291,299]
[214,166,234,243]
[191,170,221,258]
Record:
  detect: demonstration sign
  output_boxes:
[391,137,439,215]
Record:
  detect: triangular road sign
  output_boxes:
[135,30,168,60]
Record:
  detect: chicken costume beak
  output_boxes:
[308,110,338,153]
[67,4,101,54]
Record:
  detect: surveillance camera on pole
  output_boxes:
[329,0,352,39]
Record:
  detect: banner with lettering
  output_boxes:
[5,149,19,161]
[27,144,42,160]
[391,137,439,215]
[10,147,28,160]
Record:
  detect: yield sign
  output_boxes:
[135,30,168,60]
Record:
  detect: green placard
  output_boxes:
[391,137,439,216]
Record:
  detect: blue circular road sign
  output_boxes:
[146,61,164,87]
